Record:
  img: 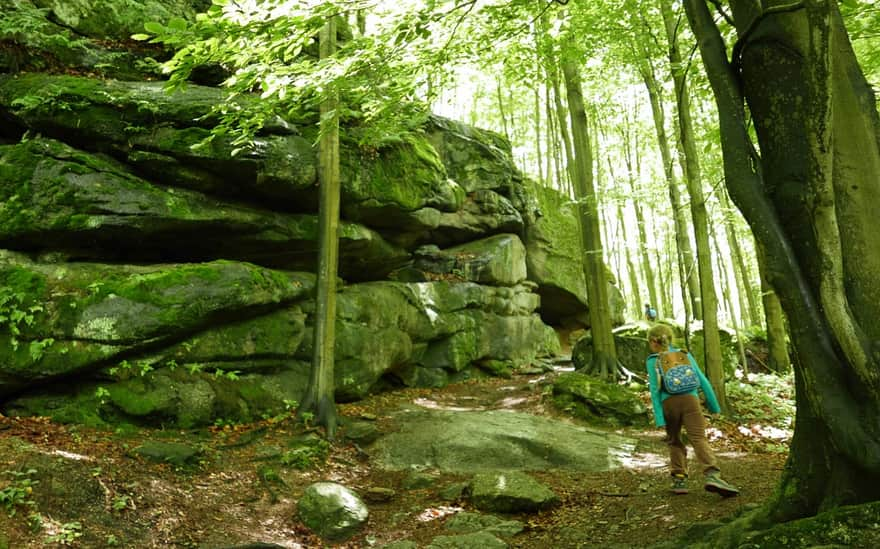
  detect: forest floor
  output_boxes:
[0,364,790,548]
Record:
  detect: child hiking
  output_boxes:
[646,324,739,497]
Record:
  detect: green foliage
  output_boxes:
[44,520,82,545]
[111,494,133,512]
[727,372,795,453]
[0,468,38,517]
[0,0,89,70]
[280,436,330,470]
[0,271,54,360]
[133,1,453,150]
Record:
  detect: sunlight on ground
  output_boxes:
[48,449,92,460]
[412,397,486,411]
[418,506,464,522]
[613,449,667,470]
[738,424,791,440]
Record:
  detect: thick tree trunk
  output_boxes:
[685,0,880,523]
[299,17,340,439]
[659,0,726,408]
[561,50,618,379]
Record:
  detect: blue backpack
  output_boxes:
[656,350,700,394]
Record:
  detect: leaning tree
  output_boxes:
[683,0,880,526]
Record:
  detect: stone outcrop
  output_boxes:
[0,1,624,427]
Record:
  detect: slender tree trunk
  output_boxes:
[496,78,510,141]
[720,190,761,327]
[660,0,726,408]
[561,49,618,379]
[619,204,641,319]
[712,222,748,370]
[619,117,660,316]
[545,84,554,187]
[685,0,880,525]
[299,16,340,439]
[549,64,574,197]
[757,247,790,374]
[636,40,698,325]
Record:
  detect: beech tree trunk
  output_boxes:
[561,47,618,379]
[659,0,726,408]
[685,0,880,523]
[299,16,340,439]
[636,38,698,326]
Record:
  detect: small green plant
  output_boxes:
[0,468,38,517]
[0,287,49,353]
[213,368,242,381]
[94,386,111,405]
[27,511,43,533]
[45,520,82,545]
[105,534,120,546]
[280,436,330,470]
[299,411,315,429]
[111,494,133,512]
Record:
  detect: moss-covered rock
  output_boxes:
[0,250,310,395]
[572,323,652,374]
[0,0,176,78]
[0,137,407,279]
[413,234,528,286]
[469,471,559,513]
[551,372,648,426]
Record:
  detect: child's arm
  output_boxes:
[646,355,666,427]
[689,352,721,414]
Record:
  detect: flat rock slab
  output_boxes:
[371,408,637,473]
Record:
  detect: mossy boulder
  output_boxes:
[30,0,201,40]
[572,323,651,374]
[426,115,517,195]
[413,234,528,286]
[297,482,369,541]
[522,181,624,328]
[0,137,407,280]
[0,250,311,396]
[551,372,648,426]
[469,471,559,513]
[0,0,186,78]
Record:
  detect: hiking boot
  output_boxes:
[671,474,689,495]
[704,472,739,497]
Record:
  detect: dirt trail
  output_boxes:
[0,369,786,548]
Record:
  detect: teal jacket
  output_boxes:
[646,347,721,427]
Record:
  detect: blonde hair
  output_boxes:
[647,324,674,347]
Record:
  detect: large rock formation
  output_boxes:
[0,0,622,426]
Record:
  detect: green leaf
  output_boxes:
[167,17,188,32]
[143,21,165,34]
[130,33,151,41]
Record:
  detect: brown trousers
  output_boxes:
[662,394,718,477]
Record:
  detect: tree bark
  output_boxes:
[659,0,726,408]
[636,39,698,326]
[299,16,340,439]
[560,48,618,379]
[549,64,575,196]
[757,246,790,373]
[684,0,880,522]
